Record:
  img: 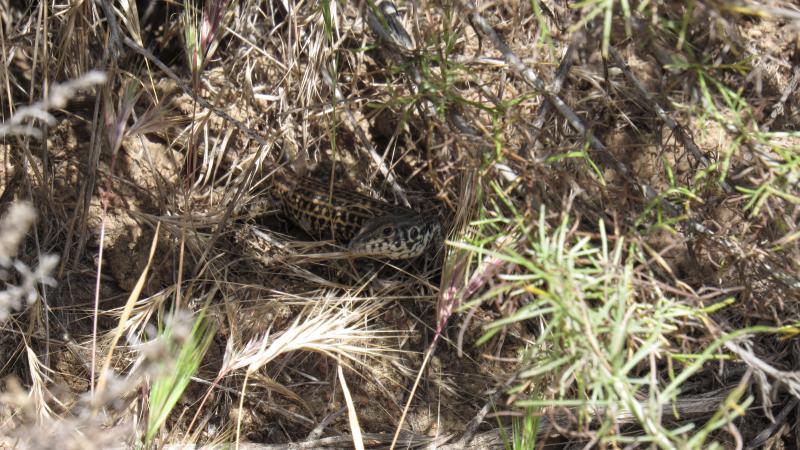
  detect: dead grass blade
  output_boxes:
[337,364,365,450]
[94,222,160,398]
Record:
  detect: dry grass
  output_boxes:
[1,0,799,448]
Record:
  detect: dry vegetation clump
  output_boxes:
[1,1,799,448]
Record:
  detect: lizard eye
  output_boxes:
[382,226,393,236]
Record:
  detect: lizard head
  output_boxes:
[347,213,441,259]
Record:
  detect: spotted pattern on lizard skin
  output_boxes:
[272,170,441,259]
[347,214,442,259]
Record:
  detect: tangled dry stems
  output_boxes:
[0,0,798,448]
